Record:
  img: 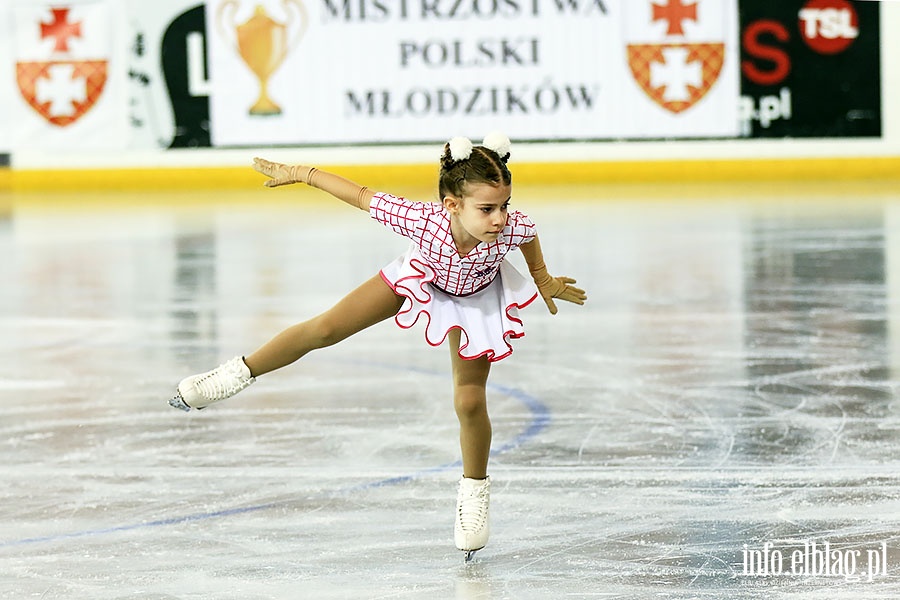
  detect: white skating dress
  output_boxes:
[370,192,538,362]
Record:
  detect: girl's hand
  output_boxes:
[252,157,305,187]
[519,236,586,315]
[535,274,586,315]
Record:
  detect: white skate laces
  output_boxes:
[169,356,255,411]
[455,476,491,559]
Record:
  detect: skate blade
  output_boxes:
[169,391,192,412]
[464,549,479,563]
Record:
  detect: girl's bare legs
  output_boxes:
[448,329,492,479]
[449,330,493,555]
[244,274,404,377]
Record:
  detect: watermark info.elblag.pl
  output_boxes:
[743,540,889,582]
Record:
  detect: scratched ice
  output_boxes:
[1,184,900,599]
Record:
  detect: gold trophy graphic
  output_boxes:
[217,1,308,116]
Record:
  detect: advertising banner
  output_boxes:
[9,0,129,150]
[205,0,740,146]
[3,0,883,156]
[738,0,880,137]
[126,0,211,149]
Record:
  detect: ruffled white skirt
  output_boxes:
[380,244,538,362]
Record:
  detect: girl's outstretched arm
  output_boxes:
[252,157,373,211]
[520,236,587,315]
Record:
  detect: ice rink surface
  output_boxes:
[1,180,900,599]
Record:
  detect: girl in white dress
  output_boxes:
[170,133,586,559]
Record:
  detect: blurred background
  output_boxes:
[0,0,894,187]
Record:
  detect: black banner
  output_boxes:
[739,0,880,138]
[161,4,210,148]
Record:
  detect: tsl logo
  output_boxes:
[626,0,725,114]
[16,7,108,127]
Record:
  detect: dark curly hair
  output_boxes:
[438,143,511,200]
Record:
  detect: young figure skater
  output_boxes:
[169,132,586,560]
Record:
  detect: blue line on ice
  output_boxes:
[0,376,549,548]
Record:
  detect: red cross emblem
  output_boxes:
[16,6,107,127]
[652,0,698,36]
[627,0,726,115]
[40,8,82,53]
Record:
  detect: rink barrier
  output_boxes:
[1,156,899,193]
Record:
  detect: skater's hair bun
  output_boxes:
[446,137,473,164]
[481,131,511,163]
[439,133,512,199]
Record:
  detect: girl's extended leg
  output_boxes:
[172,274,403,411]
[448,329,492,479]
[245,274,404,376]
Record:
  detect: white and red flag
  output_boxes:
[12,1,126,150]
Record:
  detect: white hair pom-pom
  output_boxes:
[448,136,473,162]
[482,131,511,158]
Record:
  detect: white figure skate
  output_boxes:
[169,356,255,411]
[455,476,491,562]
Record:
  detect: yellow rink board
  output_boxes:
[0,156,898,197]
